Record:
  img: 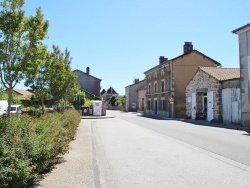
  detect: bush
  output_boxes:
[0,109,80,187]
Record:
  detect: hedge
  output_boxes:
[0,109,80,187]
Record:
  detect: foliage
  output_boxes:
[0,0,49,114]
[115,95,125,107]
[24,46,51,113]
[0,86,7,100]
[49,45,80,106]
[0,109,80,187]
[83,99,93,108]
[78,91,86,105]
[110,95,117,106]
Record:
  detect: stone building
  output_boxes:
[74,67,101,98]
[125,79,146,112]
[186,67,240,124]
[233,23,250,126]
[144,42,221,118]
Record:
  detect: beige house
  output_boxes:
[144,42,221,118]
[186,67,240,124]
[125,79,146,112]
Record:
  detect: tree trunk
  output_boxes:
[7,87,12,115]
[41,93,45,114]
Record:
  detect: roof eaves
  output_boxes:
[232,23,250,34]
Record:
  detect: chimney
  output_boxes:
[159,56,168,65]
[183,42,193,54]
[134,78,139,84]
[86,67,90,75]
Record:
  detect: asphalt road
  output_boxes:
[92,110,250,188]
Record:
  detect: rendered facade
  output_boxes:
[233,23,250,126]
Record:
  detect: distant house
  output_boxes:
[6,88,33,100]
[14,89,33,100]
[125,79,146,112]
[101,87,118,101]
[74,67,102,98]
[144,42,221,118]
[186,67,240,124]
[233,23,250,127]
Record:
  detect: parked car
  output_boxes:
[10,105,22,114]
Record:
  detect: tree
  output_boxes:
[24,46,51,113]
[115,95,125,107]
[0,0,49,113]
[49,45,79,107]
[110,95,117,106]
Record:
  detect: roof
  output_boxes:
[73,69,102,81]
[100,89,106,95]
[106,87,117,94]
[125,79,146,87]
[81,89,102,100]
[232,23,250,34]
[144,50,221,74]
[13,89,33,96]
[199,67,240,81]
[171,50,221,66]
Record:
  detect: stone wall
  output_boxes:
[125,80,146,112]
[186,70,221,121]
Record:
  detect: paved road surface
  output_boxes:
[92,110,250,188]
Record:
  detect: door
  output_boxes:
[154,100,157,114]
[222,89,231,123]
[207,91,214,121]
[191,93,196,119]
[222,88,241,124]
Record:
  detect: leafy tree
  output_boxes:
[0,86,7,100]
[115,95,125,107]
[78,90,86,105]
[110,95,117,106]
[49,45,79,107]
[0,0,49,113]
[24,46,51,113]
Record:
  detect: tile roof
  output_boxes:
[14,89,33,96]
[199,67,240,81]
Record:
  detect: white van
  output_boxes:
[0,100,8,115]
[10,105,22,114]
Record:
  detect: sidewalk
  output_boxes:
[182,119,250,132]
[142,113,250,132]
[37,120,96,188]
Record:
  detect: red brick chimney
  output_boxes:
[159,56,168,64]
[134,78,139,84]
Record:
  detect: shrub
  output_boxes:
[0,109,80,187]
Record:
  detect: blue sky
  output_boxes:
[21,0,249,95]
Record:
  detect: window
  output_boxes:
[161,99,166,110]
[148,84,151,94]
[148,75,151,81]
[154,72,157,80]
[161,80,165,92]
[148,101,151,110]
[161,69,165,77]
[154,83,157,93]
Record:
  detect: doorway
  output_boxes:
[154,100,157,114]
